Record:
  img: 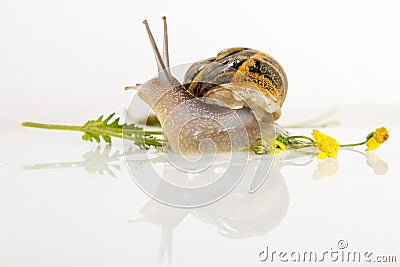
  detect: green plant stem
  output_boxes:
[21,121,165,145]
[22,122,161,135]
[22,122,83,132]
[288,144,315,149]
[339,141,367,148]
[286,135,316,144]
[286,135,367,149]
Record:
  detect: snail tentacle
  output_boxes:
[142,19,168,76]
[162,16,170,70]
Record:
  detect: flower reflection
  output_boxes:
[313,157,339,180]
[366,152,389,175]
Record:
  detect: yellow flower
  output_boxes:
[269,140,287,154]
[365,127,389,151]
[312,129,339,159]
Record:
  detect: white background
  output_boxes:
[1,0,399,128]
[1,1,400,267]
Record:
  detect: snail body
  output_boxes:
[139,76,273,153]
[137,18,284,154]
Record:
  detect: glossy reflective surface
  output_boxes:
[1,117,399,266]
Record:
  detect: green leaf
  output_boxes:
[102,135,112,144]
[22,114,164,149]
[366,131,374,141]
[80,113,164,149]
[246,138,272,155]
[276,134,288,146]
[82,132,93,142]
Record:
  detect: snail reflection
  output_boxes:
[127,150,315,263]
[129,158,289,263]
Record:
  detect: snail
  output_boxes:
[133,17,288,154]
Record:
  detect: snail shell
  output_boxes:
[183,48,288,120]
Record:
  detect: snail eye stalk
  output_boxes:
[142,19,167,75]
[162,16,170,70]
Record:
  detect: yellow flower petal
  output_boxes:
[374,127,389,143]
[269,140,287,154]
[366,137,381,151]
[274,140,287,151]
[312,129,339,158]
[365,127,389,151]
